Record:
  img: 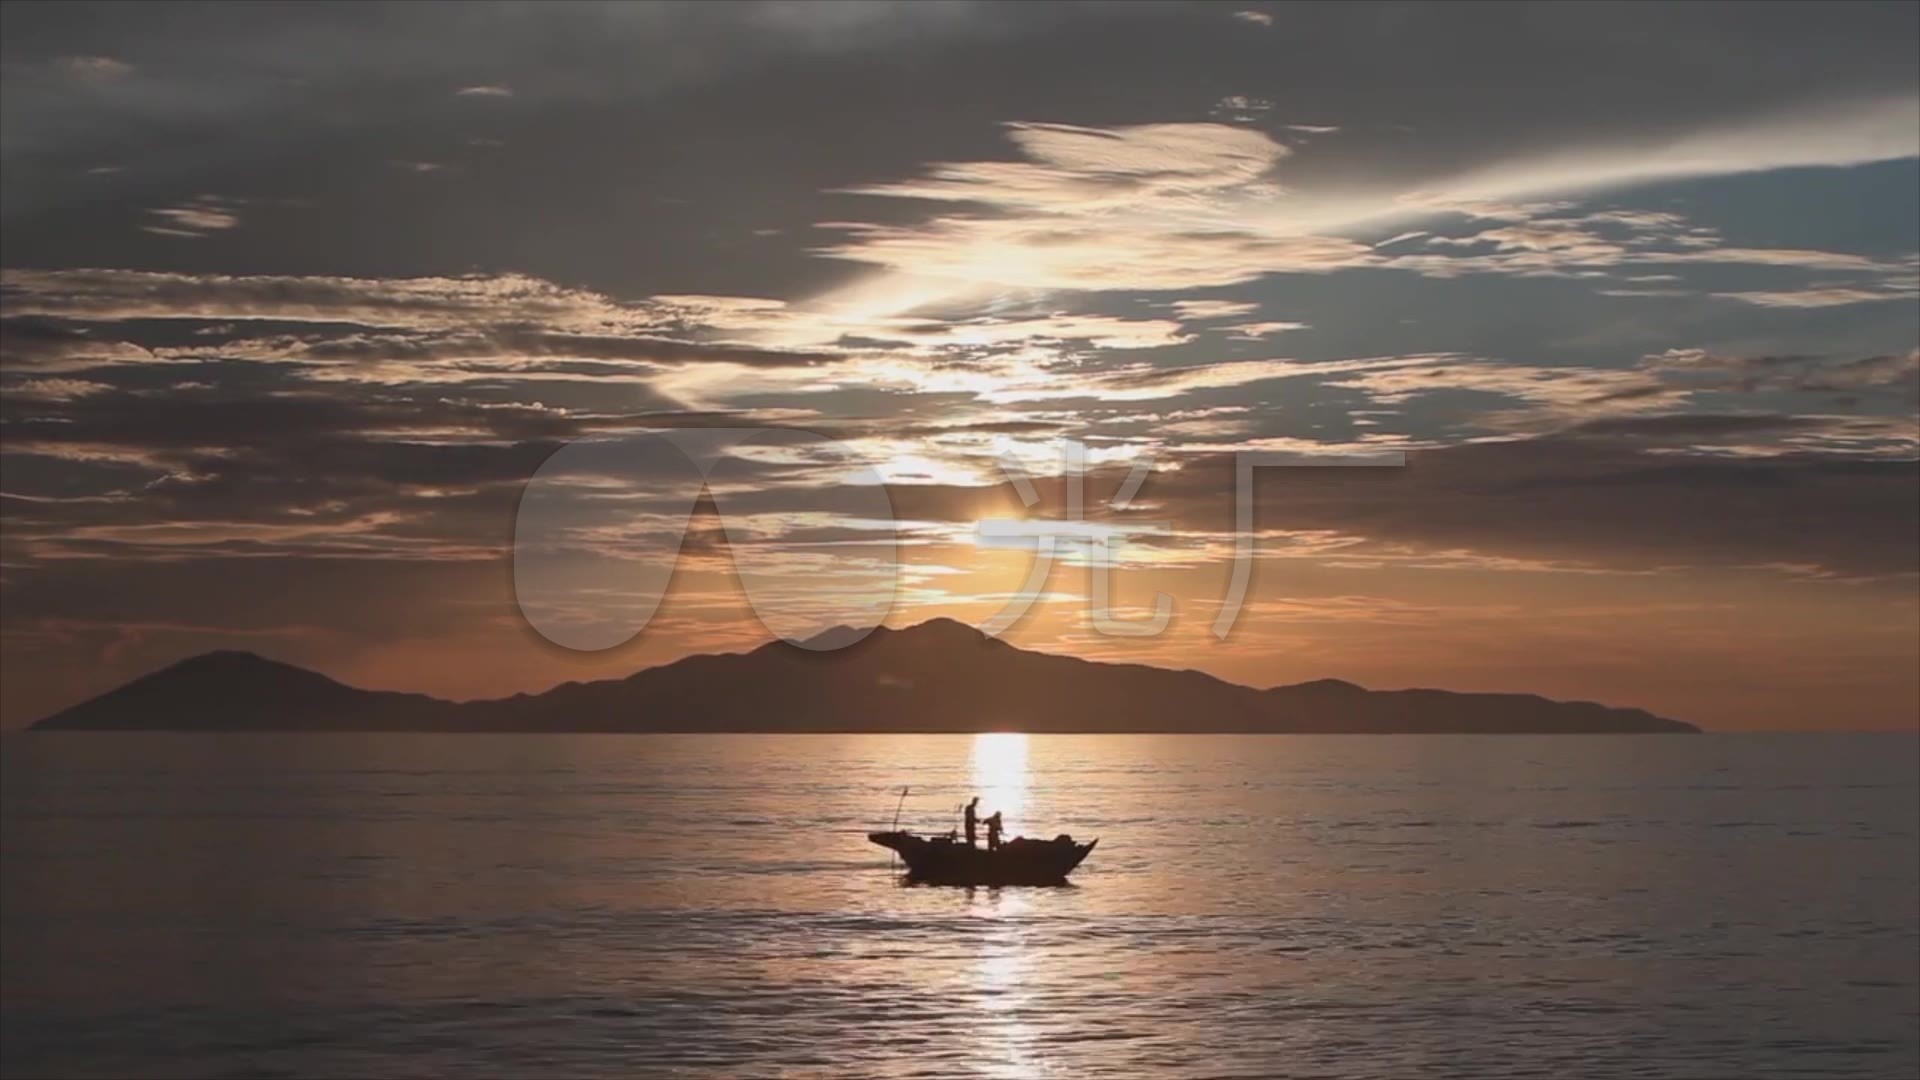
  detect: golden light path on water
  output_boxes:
[968,731,1030,834]
[966,732,1041,1077]
[975,912,1042,1080]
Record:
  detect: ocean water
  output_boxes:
[3,733,1916,1079]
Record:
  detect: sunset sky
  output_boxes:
[2,1,1916,731]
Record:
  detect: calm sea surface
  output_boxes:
[4,733,1917,1078]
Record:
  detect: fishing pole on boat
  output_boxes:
[888,785,909,874]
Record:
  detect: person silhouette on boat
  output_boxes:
[985,811,1005,852]
[964,796,980,848]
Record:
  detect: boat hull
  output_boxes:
[867,830,1097,885]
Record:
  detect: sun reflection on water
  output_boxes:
[968,732,1030,834]
[959,734,1048,1073]
[972,890,1043,1077]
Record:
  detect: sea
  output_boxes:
[3,733,1916,1079]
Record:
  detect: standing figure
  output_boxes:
[986,811,1004,852]
[964,796,980,848]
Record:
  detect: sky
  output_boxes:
[1,0,1916,731]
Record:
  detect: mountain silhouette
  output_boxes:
[31,618,1698,733]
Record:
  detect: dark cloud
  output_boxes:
[878,438,1920,580]
[1563,414,1823,438]
[4,2,1916,298]
[1169,440,1920,579]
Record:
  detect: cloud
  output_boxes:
[0,269,667,334]
[1324,357,1676,425]
[9,378,111,400]
[871,434,1920,583]
[0,270,1208,407]
[15,359,1904,585]
[0,317,158,372]
[1564,413,1824,439]
[851,312,1192,351]
[838,121,1288,211]
[1298,349,1919,454]
[453,84,514,98]
[1138,439,1920,579]
[818,102,1915,306]
[1714,285,1920,308]
[646,289,1202,359]
[56,55,132,80]
[1170,299,1260,321]
[1027,359,1295,403]
[1222,321,1307,339]
[823,215,1373,294]
[1233,11,1274,27]
[0,271,855,395]
[1641,347,1919,395]
[647,350,1283,411]
[1551,410,1916,457]
[814,121,1375,294]
[1433,95,1920,205]
[142,196,242,238]
[8,267,1910,465]
[1363,209,1918,309]
[1210,95,1273,123]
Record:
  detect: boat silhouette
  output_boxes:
[868,830,1097,885]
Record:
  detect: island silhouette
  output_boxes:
[31,618,1698,733]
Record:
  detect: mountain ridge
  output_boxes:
[31,618,1700,733]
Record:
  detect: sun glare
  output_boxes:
[968,731,1030,833]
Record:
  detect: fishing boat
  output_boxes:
[867,830,1098,885]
